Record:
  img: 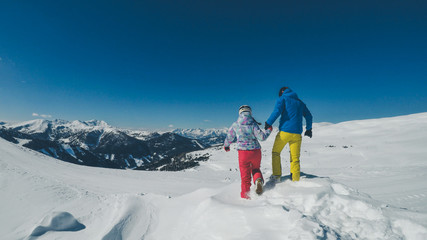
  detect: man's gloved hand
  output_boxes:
[304,129,312,138]
[224,146,230,152]
[264,122,272,130]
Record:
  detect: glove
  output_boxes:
[264,122,272,130]
[304,129,312,138]
[224,146,230,152]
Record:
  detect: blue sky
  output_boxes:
[1,0,426,129]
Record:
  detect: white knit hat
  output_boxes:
[239,105,252,115]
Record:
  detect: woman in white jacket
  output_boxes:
[224,105,272,199]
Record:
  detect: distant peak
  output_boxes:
[51,119,70,125]
[84,120,110,127]
[22,118,51,126]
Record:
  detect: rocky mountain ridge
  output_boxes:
[0,119,222,171]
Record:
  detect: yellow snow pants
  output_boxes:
[272,131,302,181]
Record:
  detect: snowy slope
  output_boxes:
[1,113,427,240]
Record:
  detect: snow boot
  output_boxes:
[255,178,263,195]
[271,175,281,183]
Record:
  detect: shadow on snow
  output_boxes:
[264,172,327,191]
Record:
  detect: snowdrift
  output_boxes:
[1,113,427,239]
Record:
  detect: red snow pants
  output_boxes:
[238,149,263,199]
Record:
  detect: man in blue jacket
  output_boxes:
[265,87,313,181]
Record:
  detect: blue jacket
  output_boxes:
[266,88,313,134]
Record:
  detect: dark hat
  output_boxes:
[279,87,288,97]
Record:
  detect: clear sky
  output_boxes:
[1,0,426,130]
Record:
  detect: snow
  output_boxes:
[15,138,31,146]
[61,144,77,159]
[125,130,153,141]
[29,212,85,237]
[192,140,205,149]
[1,113,427,239]
[5,119,50,134]
[134,158,144,167]
[67,120,113,132]
[48,148,59,158]
[40,149,51,156]
[4,119,117,135]
[172,128,228,139]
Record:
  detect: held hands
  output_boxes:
[264,122,272,130]
[224,146,230,152]
[304,129,312,138]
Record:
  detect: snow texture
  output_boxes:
[1,113,427,240]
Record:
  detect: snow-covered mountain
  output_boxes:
[125,129,153,141]
[5,119,113,135]
[1,113,427,239]
[172,128,228,146]
[0,119,208,170]
[172,128,227,139]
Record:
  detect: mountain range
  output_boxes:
[171,128,228,146]
[0,119,226,171]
